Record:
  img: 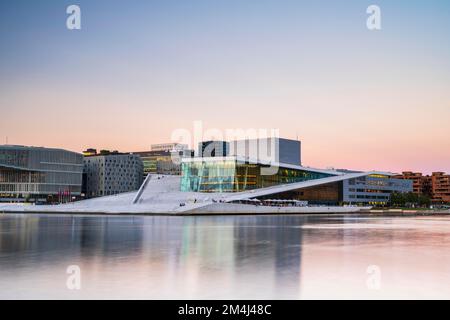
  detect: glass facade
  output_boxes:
[180,158,413,206]
[135,151,182,177]
[181,158,333,193]
[0,146,83,202]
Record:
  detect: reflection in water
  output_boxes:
[1,214,450,299]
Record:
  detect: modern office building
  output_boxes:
[230,138,301,165]
[342,174,412,205]
[0,145,83,203]
[198,141,230,158]
[180,156,412,205]
[135,150,179,176]
[132,143,192,177]
[83,152,143,198]
[134,149,194,177]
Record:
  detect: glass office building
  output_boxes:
[134,150,194,177]
[181,157,333,193]
[134,151,169,176]
[0,145,83,203]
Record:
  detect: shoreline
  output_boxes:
[1,208,449,218]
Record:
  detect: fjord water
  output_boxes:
[1,213,450,299]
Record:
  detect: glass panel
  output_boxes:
[181,159,333,193]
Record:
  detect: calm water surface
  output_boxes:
[1,213,450,299]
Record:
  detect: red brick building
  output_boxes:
[395,171,450,204]
[431,172,450,204]
[394,172,431,195]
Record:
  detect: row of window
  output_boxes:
[0,183,81,194]
[347,188,391,194]
[348,195,389,200]
[0,169,81,185]
[0,149,83,172]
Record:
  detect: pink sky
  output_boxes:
[1,80,449,174]
[1,1,449,175]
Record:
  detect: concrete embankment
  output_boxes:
[182,204,450,216]
[358,208,450,217]
[1,203,449,217]
[183,203,370,215]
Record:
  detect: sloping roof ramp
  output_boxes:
[224,171,393,202]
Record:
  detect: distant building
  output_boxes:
[0,145,83,203]
[394,172,432,195]
[230,138,301,165]
[151,143,188,152]
[130,143,192,177]
[342,174,412,205]
[431,172,450,204]
[394,171,450,204]
[135,150,179,176]
[197,138,301,163]
[134,149,194,177]
[83,152,143,198]
[82,148,97,157]
[198,141,230,157]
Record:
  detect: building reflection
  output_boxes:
[2,214,450,299]
[0,213,307,299]
[231,215,305,298]
[0,215,145,267]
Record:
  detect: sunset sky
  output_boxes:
[1,0,449,173]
